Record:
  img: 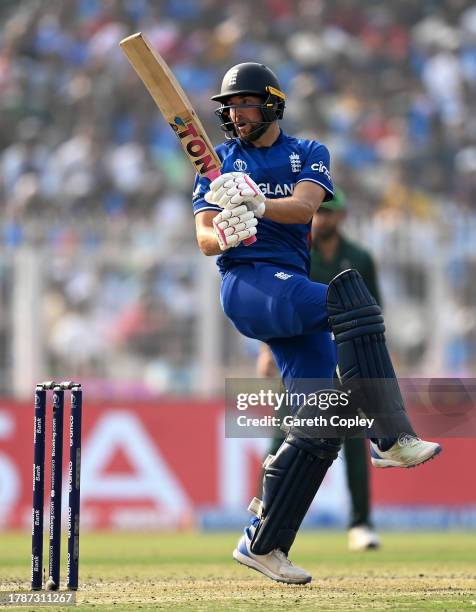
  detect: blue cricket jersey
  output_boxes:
[192,130,334,276]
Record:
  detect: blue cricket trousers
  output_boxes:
[220,262,337,396]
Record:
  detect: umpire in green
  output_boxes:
[312,187,381,551]
[257,188,381,551]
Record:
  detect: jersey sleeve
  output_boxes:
[296,142,334,202]
[192,173,222,216]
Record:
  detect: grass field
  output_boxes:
[1,531,475,610]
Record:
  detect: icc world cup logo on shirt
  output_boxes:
[234,159,248,172]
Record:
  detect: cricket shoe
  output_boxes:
[232,517,311,584]
[348,525,380,552]
[370,435,441,468]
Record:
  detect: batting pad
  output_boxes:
[250,434,341,555]
[327,268,416,438]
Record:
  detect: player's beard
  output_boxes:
[236,120,268,142]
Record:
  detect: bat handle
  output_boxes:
[206,169,256,246]
[243,235,257,246]
[242,232,257,246]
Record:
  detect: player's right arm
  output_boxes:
[195,211,223,256]
[193,165,258,254]
[193,171,226,255]
[195,207,258,255]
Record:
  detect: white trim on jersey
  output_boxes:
[296,177,334,196]
[194,205,222,216]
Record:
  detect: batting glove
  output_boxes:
[205,172,266,218]
[212,205,258,251]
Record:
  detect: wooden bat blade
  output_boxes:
[120,33,190,120]
[120,32,221,178]
[120,33,256,245]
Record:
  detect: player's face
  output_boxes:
[312,209,345,241]
[227,95,264,139]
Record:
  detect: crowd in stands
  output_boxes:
[0,0,475,391]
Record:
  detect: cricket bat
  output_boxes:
[120,32,256,245]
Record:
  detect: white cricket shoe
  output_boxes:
[232,518,311,584]
[348,525,380,552]
[370,435,441,468]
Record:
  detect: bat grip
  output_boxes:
[206,169,257,246]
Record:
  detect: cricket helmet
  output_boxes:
[212,63,286,139]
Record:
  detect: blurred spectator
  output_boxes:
[0,0,474,231]
[0,0,475,391]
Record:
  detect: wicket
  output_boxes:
[31,381,83,591]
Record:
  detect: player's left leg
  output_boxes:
[233,419,341,584]
[233,331,341,584]
[264,338,381,552]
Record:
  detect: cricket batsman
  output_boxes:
[192,63,441,584]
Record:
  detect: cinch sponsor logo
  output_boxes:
[170,117,218,176]
[258,183,295,196]
[311,161,331,180]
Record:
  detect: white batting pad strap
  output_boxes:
[262,454,275,469]
[248,497,263,517]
